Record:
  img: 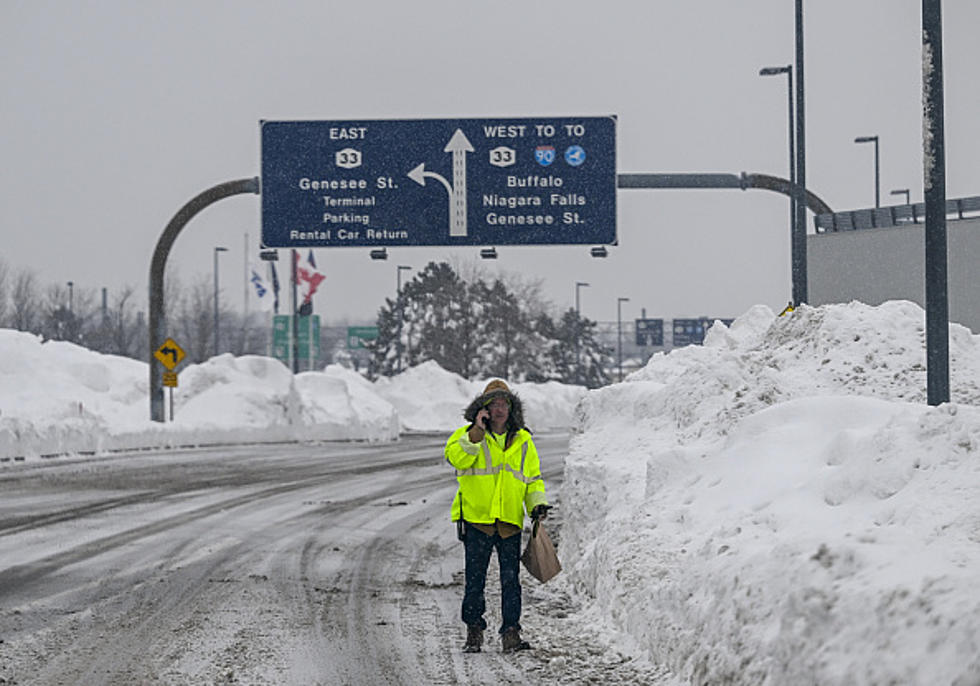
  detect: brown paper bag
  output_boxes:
[521,520,561,583]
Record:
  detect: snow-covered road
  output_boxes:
[0,434,667,685]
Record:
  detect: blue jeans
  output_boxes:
[461,523,522,633]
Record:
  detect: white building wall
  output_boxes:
[807,216,980,332]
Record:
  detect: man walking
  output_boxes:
[445,379,550,653]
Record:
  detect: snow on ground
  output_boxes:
[562,300,980,685]
[2,299,978,684]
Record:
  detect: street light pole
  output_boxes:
[396,265,412,373]
[67,281,74,314]
[213,246,228,357]
[793,0,808,305]
[923,0,949,405]
[854,135,880,208]
[890,188,910,206]
[617,297,630,382]
[575,281,590,386]
[760,64,796,305]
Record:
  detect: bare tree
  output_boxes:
[174,275,214,363]
[0,258,9,327]
[10,269,40,333]
[88,285,140,357]
[112,286,141,357]
[163,266,183,329]
[41,283,93,344]
[229,310,271,357]
[448,254,553,322]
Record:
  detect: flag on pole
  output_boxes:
[248,262,275,312]
[295,249,325,306]
[268,262,280,314]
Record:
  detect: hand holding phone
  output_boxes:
[477,409,490,430]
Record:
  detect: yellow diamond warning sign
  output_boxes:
[154,338,186,371]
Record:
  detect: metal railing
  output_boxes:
[814,195,980,233]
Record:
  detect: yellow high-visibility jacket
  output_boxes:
[445,425,548,528]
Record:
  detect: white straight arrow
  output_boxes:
[444,129,474,237]
[407,129,475,238]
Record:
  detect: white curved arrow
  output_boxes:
[407,163,453,196]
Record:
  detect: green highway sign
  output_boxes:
[273,315,320,362]
[347,326,379,350]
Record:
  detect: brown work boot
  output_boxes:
[463,624,483,653]
[501,626,530,653]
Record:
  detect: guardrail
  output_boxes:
[814,195,980,233]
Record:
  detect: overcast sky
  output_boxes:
[2,1,978,326]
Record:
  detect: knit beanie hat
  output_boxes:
[483,379,511,395]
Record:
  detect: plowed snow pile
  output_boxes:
[0,332,582,460]
[562,301,980,685]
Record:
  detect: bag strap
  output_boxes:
[457,498,466,542]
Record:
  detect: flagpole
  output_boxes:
[268,262,277,357]
[309,249,316,372]
[243,232,249,353]
[291,248,299,374]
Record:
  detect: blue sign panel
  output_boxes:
[260,117,617,248]
[635,318,664,347]
[672,318,708,347]
[672,317,735,347]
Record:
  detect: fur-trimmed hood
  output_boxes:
[462,385,528,448]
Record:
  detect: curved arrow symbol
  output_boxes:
[407,163,453,196]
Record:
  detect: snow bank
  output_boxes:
[0,332,401,460]
[0,332,580,461]
[372,359,586,432]
[562,301,980,685]
[373,360,480,432]
[511,380,587,431]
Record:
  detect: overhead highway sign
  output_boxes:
[261,116,616,248]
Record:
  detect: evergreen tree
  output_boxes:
[551,308,612,388]
[411,262,481,377]
[368,260,612,387]
[523,311,561,383]
[366,296,401,377]
[476,278,522,380]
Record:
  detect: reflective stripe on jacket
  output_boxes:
[445,425,547,527]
